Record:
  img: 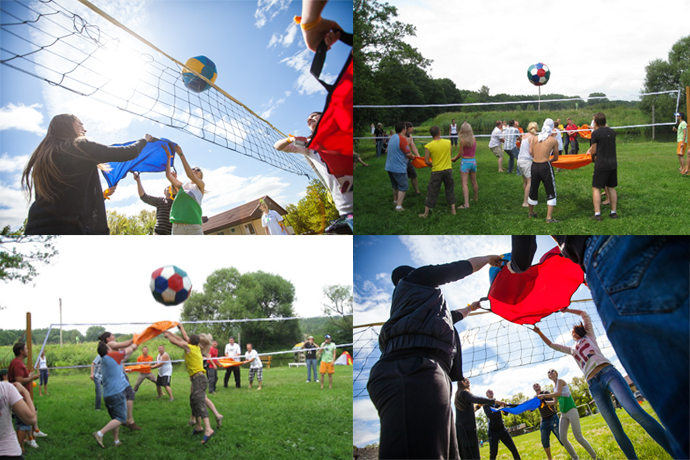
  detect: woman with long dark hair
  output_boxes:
[454,377,505,460]
[22,114,151,234]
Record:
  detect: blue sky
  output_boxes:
[0,0,352,231]
[353,235,624,448]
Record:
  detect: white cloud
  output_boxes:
[259,96,289,119]
[254,0,293,28]
[280,48,333,96]
[0,104,45,136]
[0,153,30,173]
[267,21,299,49]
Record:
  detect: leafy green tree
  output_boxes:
[476,410,488,442]
[284,179,338,235]
[321,285,353,349]
[0,235,58,310]
[85,326,106,342]
[570,375,594,416]
[106,210,156,235]
[588,92,609,104]
[640,35,690,122]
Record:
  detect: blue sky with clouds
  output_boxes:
[0,0,352,231]
[353,235,624,448]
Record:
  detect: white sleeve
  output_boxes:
[261,215,268,228]
[274,211,283,222]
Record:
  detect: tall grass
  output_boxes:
[18,366,352,459]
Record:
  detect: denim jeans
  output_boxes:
[306,359,318,382]
[564,136,570,154]
[587,365,673,459]
[376,139,383,158]
[584,236,688,460]
[207,368,217,393]
[94,377,103,410]
[539,414,560,448]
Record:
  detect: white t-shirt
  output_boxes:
[488,127,503,148]
[245,350,263,369]
[304,150,353,216]
[261,210,288,235]
[0,382,23,456]
[548,312,611,381]
[156,353,173,377]
[554,129,563,151]
[225,343,241,361]
[39,356,47,370]
[182,182,203,206]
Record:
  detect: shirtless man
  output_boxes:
[528,119,559,223]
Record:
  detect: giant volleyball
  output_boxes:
[527,62,550,86]
[150,265,192,306]
[182,56,217,93]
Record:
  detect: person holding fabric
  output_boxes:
[482,389,522,460]
[242,344,263,390]
[164,145,206,235]
[163,324,215,444]
[98,332,141,431]
[317,334,336,389]
[378,122,413,211]
[223,337,241,389]
[418,126,456,218]
[21,114,152,234]
[531,382,562,460]
[37,350,48,396]
[488,120,505,172]
[517,122,537,208]
[404,122,422,196]
[367,254,503,459]
[537,368,597,460]
[586,112,618,221]
[509,235,688,460]
[274,112,353,220]
[1,371,37,458]
[301,336,319,383]
[565,117,579,155]
[150,344,173,401]
[528,118,559,223]
[92,339,138,449]
[532,310,675,459]
[132,346,156,393]
[451,122,478,209]
[298,0,342,53]
[259,199,288,235]
[90,354,104,410]
[133,171,176,235]
[503,120,521,175]
[454,378,506,460]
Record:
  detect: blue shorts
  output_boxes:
[13,413,32,431]
[460,158,477,173]
[104,391,127,424]
[388,172,409,192]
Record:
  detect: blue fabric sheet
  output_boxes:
[490,396,542,414]
[101,138,177,188]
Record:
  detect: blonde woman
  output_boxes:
[451,122,478,209]
[22,114,152,234]
[538,369,597,460]
[517,122,538,207]
[165,145,206,235]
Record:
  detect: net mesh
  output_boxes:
[0,0,313,177]
[354,300,611,399]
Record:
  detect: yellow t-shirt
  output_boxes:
[424,139,452,172]
[184,344,206,377]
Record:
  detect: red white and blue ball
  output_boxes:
[527,63,550,86]
[150,265,192,306]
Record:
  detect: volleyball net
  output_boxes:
[354,300,611,399]
[0,0,313,177]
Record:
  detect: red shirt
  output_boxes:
[8,357,30,392]
[566,123,578,141]
[209,346,219,369]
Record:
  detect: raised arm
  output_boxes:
[164,145,183,189]
[299,0,341,52]
[108,338,133,350]
[467,255,504,273]
[531,325,553,347]
[178,323,190,343]
[122,343,139,361]
[175,146,204,194]
[562,308,595,337]
[532,325,573,355]
[133,172,145,198]
[81,137,150,164]
[164,330,190,353]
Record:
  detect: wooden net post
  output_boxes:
[27,312,34,400]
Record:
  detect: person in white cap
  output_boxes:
[528,118,559,223]
[318,335,336,389]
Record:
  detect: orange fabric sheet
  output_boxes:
[412,156,430,169]
[135,354,153,373]
[550,153,592,170]
[216,358,243,368]
[579,124,592,139]
[133,321,179,345]
[125,364,151,373]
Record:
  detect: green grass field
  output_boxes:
[20,365,352,460]
[483,401,673,460]
[354,140,689,234]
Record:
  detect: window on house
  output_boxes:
[244,223,256,234]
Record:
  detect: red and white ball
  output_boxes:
[150,265,192,306]
[527,62,551,86]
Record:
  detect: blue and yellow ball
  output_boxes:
[182,56,217,93]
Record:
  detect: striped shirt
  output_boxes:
[503,127,519,150]
[140,193,173,235]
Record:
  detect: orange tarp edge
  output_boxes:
[579,124,592,140]
[551,153,592,170]
[216,358,243,368]
[125,364,151,373]
[133,320,179,345]
[412,156,430,169]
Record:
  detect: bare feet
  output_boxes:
[602,201,610,205]
[458,204,469,209]
[418,213,429,218]
[522,203,529,207]
[529,212,537,218]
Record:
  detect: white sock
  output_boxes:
[395,205,402,210]
[114,440,121,445]
[594,212,601,216]
[97,431,103,437]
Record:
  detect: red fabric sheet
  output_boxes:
[488,251,585,325]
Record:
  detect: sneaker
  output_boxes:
[27,439,39,449]
[114,440,122,448]
[591,214,602,221]
[92,432,104,449]
[34,430,48,437]
[609,212,618,219]
[316,380,319,383]
[169,398,174,402]
[306,380,310,383]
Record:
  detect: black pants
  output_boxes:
[456,422,480,460]
[425,169,456,209]
[367,356,458,459]
[488,428,521,460]
[207,368,217,393]
[224,366,240,388]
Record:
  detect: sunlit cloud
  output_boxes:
[0,104,46,136]
[254,0,292,28]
